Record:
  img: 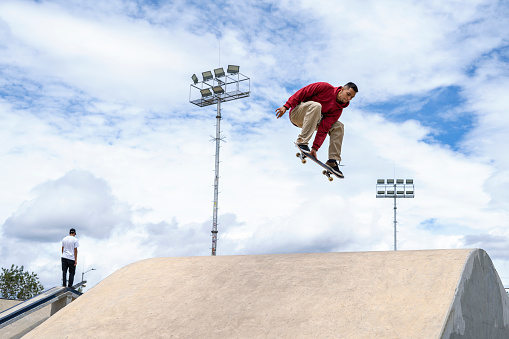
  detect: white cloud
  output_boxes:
[0,0,216,109]
[3,170,133,242]
[293,0,507,102]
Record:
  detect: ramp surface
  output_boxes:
[24,249,509,339]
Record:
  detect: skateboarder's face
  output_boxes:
[336,87,356,104]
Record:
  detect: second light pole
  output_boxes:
[376,179,415,251]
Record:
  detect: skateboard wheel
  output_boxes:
[328,177,333,182]
[296,153,300,157]
[302,159,307,164]
[322,170,327,175]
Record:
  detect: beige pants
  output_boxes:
[290,101,344,162]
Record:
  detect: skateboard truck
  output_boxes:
[322,169,334,182]
[296,151,307,164]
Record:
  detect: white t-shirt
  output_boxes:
[62,235,79,260]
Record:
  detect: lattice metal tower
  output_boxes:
[189,66,250,255]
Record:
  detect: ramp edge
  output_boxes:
[439,248,509,339]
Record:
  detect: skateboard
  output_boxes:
[295,144,343,181]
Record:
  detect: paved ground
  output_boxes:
[22,249,509,338]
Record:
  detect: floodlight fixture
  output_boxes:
[191,74,198,84]
[200,88,212,97]
[214,67,225,78]
[212,86,224,94]
[202,71,213,81]
[227,65,239,74]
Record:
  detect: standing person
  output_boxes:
[275,82,358,178]
[61,228,79,288]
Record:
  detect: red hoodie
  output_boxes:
[284,82,349,151]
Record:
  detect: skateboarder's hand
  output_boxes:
[275,106,287,119]
[310,148,317,158]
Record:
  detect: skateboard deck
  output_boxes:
[295,144,343,181]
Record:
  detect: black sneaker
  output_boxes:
[296,143,311,153]
[325,160,344,178]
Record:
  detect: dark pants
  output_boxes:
[61,258,76,287]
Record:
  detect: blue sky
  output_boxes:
[366,85,476,150]
[1,0,509,291]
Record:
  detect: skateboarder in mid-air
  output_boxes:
[275,82,358,178]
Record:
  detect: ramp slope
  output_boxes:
[25,249,509,338]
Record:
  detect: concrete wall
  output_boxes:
[440,249,509,338]
[23,249,509,339]
[0,299,51,339]
[0,299,21,313]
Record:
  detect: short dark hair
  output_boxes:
[344,82,358,93]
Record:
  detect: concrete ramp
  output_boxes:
[24,249,509,338]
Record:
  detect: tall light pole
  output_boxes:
[376,179,414,251]
[190,65,250,256]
